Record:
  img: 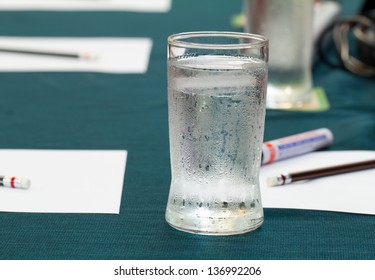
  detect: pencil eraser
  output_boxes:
[81,51,99,61]
[266,176,278,187]
[19,177,31,189]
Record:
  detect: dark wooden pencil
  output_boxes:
[0,47,88,59]
[267,159,375,186]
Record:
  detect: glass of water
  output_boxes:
[165,32,268,235]
[245,0,314,109]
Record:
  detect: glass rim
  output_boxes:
[168,31,268,50]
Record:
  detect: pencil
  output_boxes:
[267,159,375,186]
[0,47,95,60]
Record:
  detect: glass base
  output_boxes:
[165,210,264,236]
[266,84,312,109]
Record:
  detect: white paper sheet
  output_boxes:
[0,0,172,12]
[0,150,127,214]
[0,37,152,74]
[260,151,375,215]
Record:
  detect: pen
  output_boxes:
[0,47,95,60]
[267,159,375,186]
[0,175,31,189]
[262,128,333,165]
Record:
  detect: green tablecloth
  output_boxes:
[0,0,374,260]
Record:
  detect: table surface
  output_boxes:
[0,0,374,260]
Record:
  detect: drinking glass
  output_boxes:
[245,0,314,109]
[165,32,268,235]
